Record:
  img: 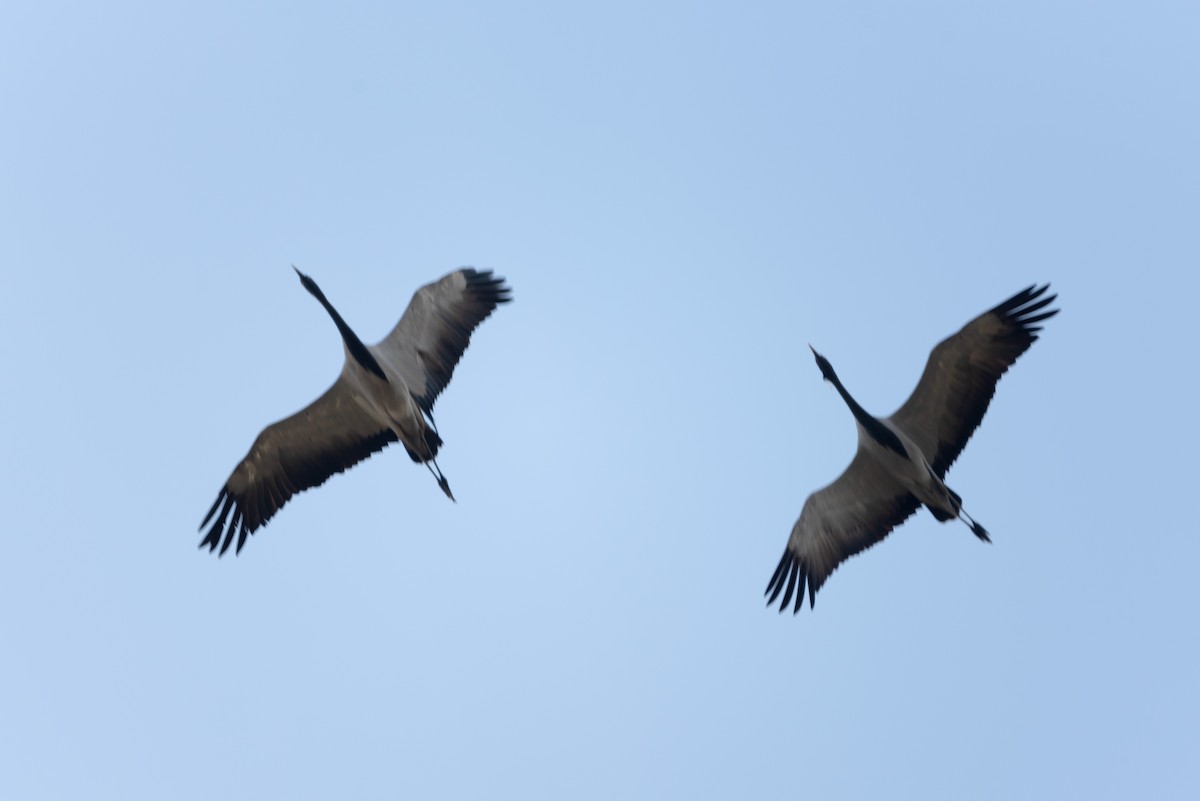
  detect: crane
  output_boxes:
[198,266,511,555]
[766,284,1058,612]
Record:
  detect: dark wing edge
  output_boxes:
[764,495,919,613]
[379,269,512,414]
[766,453,921,614]
[889,283,1059,477]
[198,385,398,557]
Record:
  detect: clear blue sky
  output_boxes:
[2,1,1197,799]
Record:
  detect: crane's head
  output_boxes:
[809,344,837,383]
[292,265,327,301]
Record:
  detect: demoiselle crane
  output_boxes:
[199,267,511,555]
[766,284,1058,612]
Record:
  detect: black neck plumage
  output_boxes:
[313,294,388,382]
[828,373,908,458]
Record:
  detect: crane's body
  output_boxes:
[856,419,958,526]
[820,350,989,539]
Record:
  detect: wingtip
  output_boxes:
[199,489,226,531]
[768,551,806,613]
[766,549,820,615]
[199,492,235,555]
[460,268,513,303]
[765,549,790,601]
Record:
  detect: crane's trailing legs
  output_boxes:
[957,508,990,543]
[426,460,455,501]
[942,483,990,542]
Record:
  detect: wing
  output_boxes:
[375,268,512,414]
[766,449,920,612]
[198,379,398,556]
[887,284,1058,477]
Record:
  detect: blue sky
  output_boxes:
[2,1,1197,798]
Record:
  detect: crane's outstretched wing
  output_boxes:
[887,284,1058,477]
[199,380,397,556]
[376,269,512,414]
[766,450,921,612]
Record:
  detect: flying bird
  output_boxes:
[766,284,1058,612]
[199,267,511,556]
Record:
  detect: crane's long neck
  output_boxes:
[311,292,388,382]
[827,372,908,458]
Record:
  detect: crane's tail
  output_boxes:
[403,426,443,463]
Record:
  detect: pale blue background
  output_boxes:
[2,2,1197,799]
